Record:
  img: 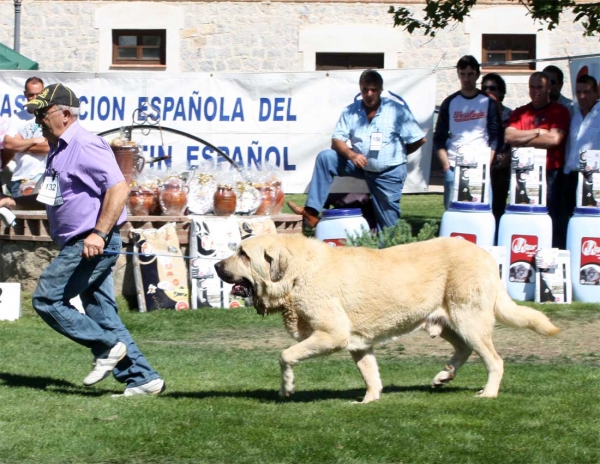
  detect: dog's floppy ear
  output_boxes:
[265,244,290,282]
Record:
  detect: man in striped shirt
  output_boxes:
[434,55,501,210]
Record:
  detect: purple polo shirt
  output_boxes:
[42,121,127,247]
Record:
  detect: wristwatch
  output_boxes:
[92,228,108,245]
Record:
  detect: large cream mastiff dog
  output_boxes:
[214,234,560,403]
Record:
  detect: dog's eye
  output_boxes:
[239,249,250,262]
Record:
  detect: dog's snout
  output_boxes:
[214,259,231,282]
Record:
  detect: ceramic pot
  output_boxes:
[255,185,276,215]
[18,180,37,197]
[128,187,156,216]
[111,145,144,185]
[159,178,189,216]
[272,181,285,215]
[213,185,237,216]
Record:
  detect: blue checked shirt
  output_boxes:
[332,97,425,172]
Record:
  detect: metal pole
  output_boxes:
[14,0,22,54]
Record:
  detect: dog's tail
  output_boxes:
[494,287,561,336]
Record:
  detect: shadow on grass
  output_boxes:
[165,383,478,403]
[0,372,108,397]
[0,372,479,401]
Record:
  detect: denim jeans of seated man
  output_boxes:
[305,149,407,232]
[32,230,161,388]
[443,166,456,210]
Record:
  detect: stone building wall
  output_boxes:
[0,1,598,109]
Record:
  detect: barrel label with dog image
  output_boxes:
[580,237,600,285]
[509,235,538,283]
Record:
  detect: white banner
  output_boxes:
[0,70,436,193]
[569,57,600,101]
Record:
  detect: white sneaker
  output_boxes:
[83,342,127,386]
[119,378,166,397]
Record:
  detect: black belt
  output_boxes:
[70,225,120,244]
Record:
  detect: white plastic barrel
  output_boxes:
[566,206,600,302]
[440,202,495,246]
[315,208,369,247]
[497,205,552,301]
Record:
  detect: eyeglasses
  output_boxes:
[550,79,558,85]
[34,108,62,122]
[482,85,498,91]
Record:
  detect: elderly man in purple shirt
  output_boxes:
[26,84,165,396]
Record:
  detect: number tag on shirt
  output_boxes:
[37,175,64,206]
[370,132,383,151]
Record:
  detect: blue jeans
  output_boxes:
[443,167,455,210]
[32,229,161,388]
[306,149,407,231]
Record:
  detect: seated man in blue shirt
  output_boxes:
[288,69,426,231]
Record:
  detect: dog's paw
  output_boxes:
[356,391,380,404]
[475,389,498,398]
[431,367,455,388]
[278,386,295,398]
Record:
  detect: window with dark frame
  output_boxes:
[112,30,166,66]
[316,53,384,70]
[482,34,536,70]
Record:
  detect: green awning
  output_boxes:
[0,42,38,70]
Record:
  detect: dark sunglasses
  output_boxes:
[482,85,498,91]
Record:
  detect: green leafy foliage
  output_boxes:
[345,219,439,249]
[389,0,600,38]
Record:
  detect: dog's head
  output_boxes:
[214,234,300,315]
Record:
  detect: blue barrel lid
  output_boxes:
[574,206,600,215]
[322,208,363,218]
[449,202,491,212]
[505,204,548,214]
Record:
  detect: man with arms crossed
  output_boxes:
[505,71,571,249]
[3,77,49,197]
[434,55,501,210]
[288,69,426,232]
[26,84,165,396]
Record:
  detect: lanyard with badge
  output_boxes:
[370,132,383,152]
[37,168,64,206]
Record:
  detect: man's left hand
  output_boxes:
[82,233,105,259]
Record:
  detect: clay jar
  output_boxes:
[272,181,285,215]
[128,187,156,216]
[213,185,237,216]
[18,179,37,197]
[159,177,189,216]
[254,184,276,215]
[111,144,143,186]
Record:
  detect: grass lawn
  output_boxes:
[1,193,599,463]
[0,298,598,464]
